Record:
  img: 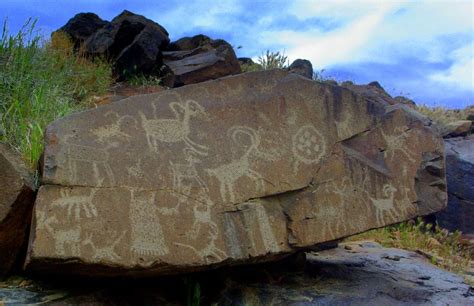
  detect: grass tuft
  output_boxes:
[0,19,113,168]
[347,217,472,274]
[414,104,470,127]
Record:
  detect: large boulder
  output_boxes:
[83,10,169,78]
[436,135,474,234]
[289,59,313,79]
[162,36,241,87]
[440,120,472,138]
[166,34,212,51]
[25,70,446,277]
[0,144,36,277]
[55,12,109,48]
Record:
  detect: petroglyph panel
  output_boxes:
[27,70,446,277]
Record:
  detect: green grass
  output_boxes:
[0,19,113,169]
[347,218,471,274]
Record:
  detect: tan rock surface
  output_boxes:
[25,70,446,276]
[0,143,36,277]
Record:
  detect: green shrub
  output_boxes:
[0,19,113,168]
[257,50,289,70]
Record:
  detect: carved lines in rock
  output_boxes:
[206,126,268,203]
[83,230,127,261]
[170,148,209,194]
[292,124,325,173]
[138,99,209,155]
[370,184,398,226]
[64,136,115,186]
[130,190,169,256]
[51,188,99,221]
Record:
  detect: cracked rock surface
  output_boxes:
[0,143,36,277]
[437,135,474,234]
[25,70,446,276]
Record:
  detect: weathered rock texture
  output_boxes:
[441,120,472,138]
[162,36,241,87]
[5,242,473,304]
[25,70,446,276]
[289,59,313,79]
[437,135,474,234]
[82,10,169,78]
[218,241,474,305]
[0,144,36,277]
[55,12,109,48]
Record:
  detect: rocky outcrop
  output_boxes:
[440,120,472,138]
[162,36,241,87]
[25,70,446,277]
[4,242,473,304]
[218,241,474,305]
[81,10,169,78]
[0,144,36,277]
[55,12,109,48]
[167,34,212,51]
[436,135,474,234]
[289,59,313,79]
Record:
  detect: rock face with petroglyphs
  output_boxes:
[25,70,446,276]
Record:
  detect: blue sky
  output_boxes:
[1,0,473,108]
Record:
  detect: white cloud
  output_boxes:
[259,2,398,67]
[430,42,474,91]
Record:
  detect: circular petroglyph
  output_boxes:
[292,124,326,164]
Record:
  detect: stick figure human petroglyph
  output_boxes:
[370,184,398,226]
[130,190,169,256]
[51,187,99,221]
[82,231,126,261]
[317,178,351,239]
[91,111,137,143]
[175,192,227,263]
[292,124,326,173]
[206,126,271,203]
[170,148,208,193]
[64,135,116,186]
[138,99,209,155]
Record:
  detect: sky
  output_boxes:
[1,0,473,108]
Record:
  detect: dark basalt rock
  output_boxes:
[82,10,170,79]
[55,13,109,49]
[0,143,36,278]
[162,36,241,87]
[436,135,474,234]
[289,59,313,79]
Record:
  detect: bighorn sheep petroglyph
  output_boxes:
[139,100,209,155]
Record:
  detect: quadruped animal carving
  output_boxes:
[206,126,268,203]
[51,187,99,221]
[370,184,398,226]
[82,231,126,261]
[91,111,138,143]
[381,127,416,163]
[64,136,116,186]
[53,222,82,256]
[139,100,209,155]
